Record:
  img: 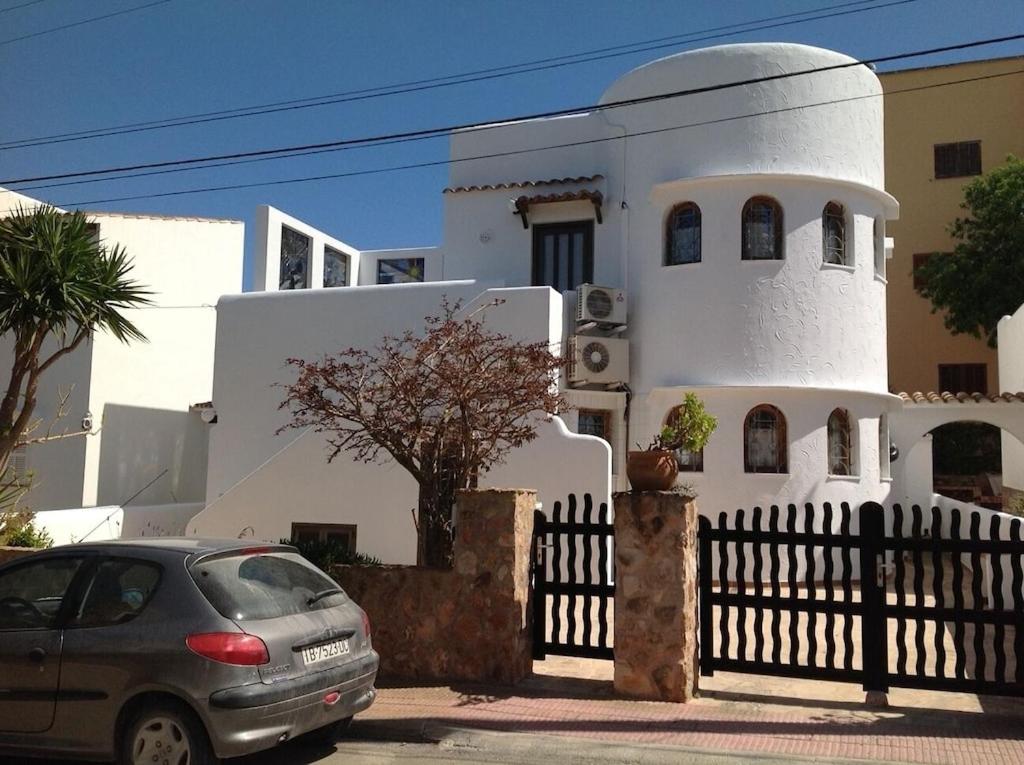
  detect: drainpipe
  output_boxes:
[599,109,631,487]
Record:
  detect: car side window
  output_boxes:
[0,557,84,630]
[70,559,161,628]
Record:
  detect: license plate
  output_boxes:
[300,638,350,666]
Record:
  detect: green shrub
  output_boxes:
[2,516,52,549]
[280,537,381,571]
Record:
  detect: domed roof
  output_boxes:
[599,42,873,106]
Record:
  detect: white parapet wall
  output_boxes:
[32,502,204,546]
[191,281,611,563]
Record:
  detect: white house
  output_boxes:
[0,187,244,541]
[190,42,915,560]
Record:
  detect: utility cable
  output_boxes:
[0,0,171,47]
[0,0,918,151]
[2,32,1020,189]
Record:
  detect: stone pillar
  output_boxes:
[454,488,537,684]
[613,491,698,702]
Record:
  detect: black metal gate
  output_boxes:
[698,501,1024,697]
[532,493,614,660]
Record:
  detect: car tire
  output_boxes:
[302,716,353,746]
[120,700,218,765]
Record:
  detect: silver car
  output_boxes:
[0,538,379,763]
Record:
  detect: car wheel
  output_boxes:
[120,701,218,765]
[302,716,353,746]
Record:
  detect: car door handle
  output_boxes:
[28,647,46,663]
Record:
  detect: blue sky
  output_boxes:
[1,0,1021,288]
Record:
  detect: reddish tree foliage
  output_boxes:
[279,300,565,567]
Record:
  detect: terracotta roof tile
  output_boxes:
[514,189,603,207]
[443,175,604,194]
[897,391,1024,404]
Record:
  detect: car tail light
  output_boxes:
[361,609,371,640]
[186,632,269,666]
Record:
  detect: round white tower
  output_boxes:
[604,43,900,512]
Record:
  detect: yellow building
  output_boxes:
[880,55,1024,395]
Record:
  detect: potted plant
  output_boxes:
[627,393,717,492]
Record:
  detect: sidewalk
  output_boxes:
[360,670,1024,765]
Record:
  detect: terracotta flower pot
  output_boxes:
[626,450,679,492]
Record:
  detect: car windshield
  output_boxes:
[189,551,347,621]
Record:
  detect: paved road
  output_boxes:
[6,721,905,765]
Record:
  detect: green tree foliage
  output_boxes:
[0,205,151,476]
[916,156,1024,347]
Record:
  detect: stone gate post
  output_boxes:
[613,491,699,702]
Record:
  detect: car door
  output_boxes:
[0,555,88,734]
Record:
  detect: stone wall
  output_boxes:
[613,491,699,702]
[334,488,535,685]
[0,546,39,565]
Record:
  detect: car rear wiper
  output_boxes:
[307,588,343,606]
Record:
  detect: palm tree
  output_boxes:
[0,204,151,479]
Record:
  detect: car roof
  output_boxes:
[45,537,293,557]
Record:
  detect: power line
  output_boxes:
[3,32,1020,189]
[0,0,171,46]
[0,0,49,16]
[23,67,1018,210]
[0,0,918,151]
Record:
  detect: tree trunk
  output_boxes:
[416,471,459,568]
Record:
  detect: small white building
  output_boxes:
[191,42,916,559]
[0,187,244,539]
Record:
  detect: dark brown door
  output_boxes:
[532,221,594,293]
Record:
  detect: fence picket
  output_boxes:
[752,507,765,663]
[893,504,908,677]
[597,502,610,651]
[564,494,579,651]
[931,507,946,679]
[823,502,836,672]
[786,504,800,667]
[719,511,731,661]
[581,494,594,650]
[551,499,563,649]
[911,505,927,678]
[991,514,1006,684]
[805,503,818,669]
[1011,518,1023,685]
[950,508,967,680]
[969,512,986,683]
[736,509,748,663]
[840,502,854,672]
[769,505,783,666]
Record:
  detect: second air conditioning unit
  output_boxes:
[567,335,629,385]
[576,284,627,326]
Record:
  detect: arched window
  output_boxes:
[665,202,701,265]
[665,406,704,472]
[822,201,848,266]
[827,408,854,476]
[744,405,787,473]
[873,216,885,278]
[742,196,784,261]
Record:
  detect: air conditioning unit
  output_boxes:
[568,335,629,385]
[576,284,627,326]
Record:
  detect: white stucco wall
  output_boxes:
[998,306,1024,493]
[193,283,610,561]
[253,205,362,291]
[33,502,203,546]
[1,204,244,512]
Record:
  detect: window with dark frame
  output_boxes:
[934,141,981,179]
[665,202,702,265]
[744,404,787,474]
[532,221,594,293]
[577,409,613,466]
[742,196,784,261]
[938,363,988,395]
[822,201,848,266]
[377,257,425,284]
[827,408,854,476]
[290,523,358,553]
[280,226,311,290]
[912,253,936,290]
[323,246,349,288]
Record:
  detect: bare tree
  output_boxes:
[279,299,565,567]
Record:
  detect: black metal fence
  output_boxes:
[698,501,1024,697]
[532,493,614,660]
